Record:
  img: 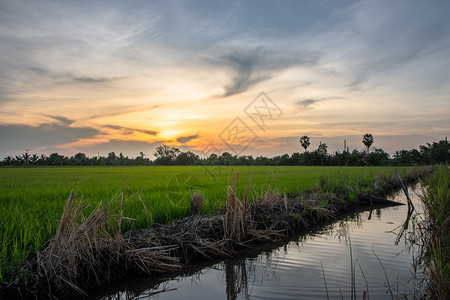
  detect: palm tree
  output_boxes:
[318,141,328,165]
[362,134,374,153]
[318,142,328,155]
[21,149,30,165]
[300,136,311,152]
[39,154,47,165]
[30,153,39,165]
[3,156,13,166]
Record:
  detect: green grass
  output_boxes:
[420,166,449,298]
[0,165,408,284]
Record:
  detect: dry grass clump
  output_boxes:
[246,188,337,238]
[129,215,231,264]
[373,166,435,196]
[124,246,180,274]
[34,192,118,296]
[259,188,287,208]
[31,192,181,299]
[373,172,400,195]
[225,171,248,243]
[190,192,204,216]
[406,165,434,181]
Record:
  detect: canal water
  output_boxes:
[90,188,426,299]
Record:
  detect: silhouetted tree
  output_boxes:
[20,150,31,165]
[30,153,39,165]
[419,140,449,164]
[3,156,13,166]
[175,151,199,165]
[367,148,390,166]
[317,142,328,165]
[218,152,234,165]
[318,142,328,154]
[206,154,218,165]
[300,136,310,152]
[38,154,47,165]
[290,152,301,165]
[106,152,117,165]
[362,134,374,153]
[255,156,272,165]
[154,145,180,165]
[74,152,87,166]
[48,153,64,166]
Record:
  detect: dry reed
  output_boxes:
[224,171,247,243]
[31,192,181,299]
[190,192,204,216]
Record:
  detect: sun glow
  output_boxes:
[158,129,182,141]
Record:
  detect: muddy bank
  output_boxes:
[0,167,434,300]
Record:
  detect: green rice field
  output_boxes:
[0,165,409,283]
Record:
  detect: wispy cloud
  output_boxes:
[210,47,319,97]
[42,115,75,126]
[72,76,120,84]
[104,125,158,136]
[177,133,199,144]
[84,105,161,121]
[220,49,271,97]
[296,99,319,109]
[295,97,343,109]
[325,1,450,91]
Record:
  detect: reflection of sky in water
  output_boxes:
[91,190,425,300]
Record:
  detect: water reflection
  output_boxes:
[394,205,415,246]
[224,260,249,300]
[90,188,426,300]
[94,280,174,300]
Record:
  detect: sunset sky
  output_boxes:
[1,0,449,159]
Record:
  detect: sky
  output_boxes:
[0,0,449,159]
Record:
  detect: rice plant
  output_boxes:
[419,166,449,299]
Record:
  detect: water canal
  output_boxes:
[90,188,426,299]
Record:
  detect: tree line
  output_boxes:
[1,135,448,167]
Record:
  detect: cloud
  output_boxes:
[177,134,199,144]
[220,49,271,97]
[85,105,161,120]
[296,99,319,109]
[104,125,158,136]
[331,1,450,91]
[72,76,117,84]
[42,115,75,126]
[295,97,343,109]
[210,47,319,97]
[25,68,127,87]
[0,122,100,156]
